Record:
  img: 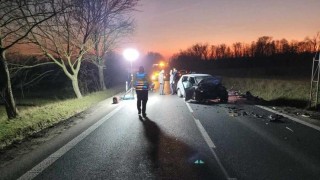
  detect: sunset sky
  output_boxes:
[122,0,320,59]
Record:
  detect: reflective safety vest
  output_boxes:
[135,72,149,91]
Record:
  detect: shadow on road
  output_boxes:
[265,98,309,108]
[139,116,223,179]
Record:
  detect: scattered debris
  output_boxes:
[245,91,263,102]
[112,96,119,104]
[229,113,240,117]
[251,112,264,118]
[242,112,248,116]
[301,113,311,118]
[268,114,284,122]
[228,89,240,96]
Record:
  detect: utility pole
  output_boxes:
[309,51,320,108]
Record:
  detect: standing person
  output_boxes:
[135,66,149,117]
[172,68,178,94]
[158,69,165,95]
[169,69,175,95]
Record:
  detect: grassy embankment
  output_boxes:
[0,86,124,149]
[223,77,310,107]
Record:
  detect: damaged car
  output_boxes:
[176,74,228,103]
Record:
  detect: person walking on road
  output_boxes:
[135,66,149,117]
[158,69,165,95]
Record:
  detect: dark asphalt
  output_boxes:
[33,92,225,180]
[189,102,320,180]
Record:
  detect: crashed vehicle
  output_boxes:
[176,74,228,103]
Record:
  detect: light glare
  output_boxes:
[123,48,139,61]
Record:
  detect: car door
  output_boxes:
[184,77,196,101]
[179,76,188,96]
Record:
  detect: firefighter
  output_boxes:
[134,66,149,117]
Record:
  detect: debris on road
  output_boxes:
[268,114,284,122]
[301,113,311,118]
[229,112,240,117]
[251,112,263,118]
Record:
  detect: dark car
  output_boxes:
[184,76,228,103]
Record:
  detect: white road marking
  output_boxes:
[256,105,320,132]
[194,118,216,148]
[186,102,193,113]
[186,102,235,180]
[286,127,294,132]
[18,105,124,180]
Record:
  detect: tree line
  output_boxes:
[171,35,319,61]
[170,34,320,77]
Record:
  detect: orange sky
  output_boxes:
[120,0,320,60]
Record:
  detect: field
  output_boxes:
[223,77,310,108]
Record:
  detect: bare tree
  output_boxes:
[186,43,209,60]
[254,36,273,57]
[90,0,137,90]
[305,32,320,52]
[208,45,217,60]
[0,0,58,118]
[29,0,139,97]
[215,44,227,59]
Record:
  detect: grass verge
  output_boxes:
[0,86,124,150]
[223,77,310,107]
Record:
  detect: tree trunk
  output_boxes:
[98,65,106,90]
[0,50,19,119]
[71,76,82,98]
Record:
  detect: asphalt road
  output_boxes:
[3,82,320,180]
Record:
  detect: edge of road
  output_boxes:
[18,104,124,180]
[0,92,126,180]
[256,105,320,132]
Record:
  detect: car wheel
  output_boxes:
[177,89,183,98]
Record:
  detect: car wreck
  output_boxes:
[176,74,228,103]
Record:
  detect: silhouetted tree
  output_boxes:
[89,0,138,90]
[0,0,58,119]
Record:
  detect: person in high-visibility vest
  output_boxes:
[134,66,149,117]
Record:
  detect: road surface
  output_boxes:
[1,82,320,180]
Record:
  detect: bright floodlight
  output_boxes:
[123,48,139,61]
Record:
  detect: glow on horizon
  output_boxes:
[122,0,320,59]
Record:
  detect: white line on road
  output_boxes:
[194,118,216,149]
[186,102,193,113]
[286,127,294,132]
[186,102,235,180]
[18,105,124,180]
[256,105,320,132]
